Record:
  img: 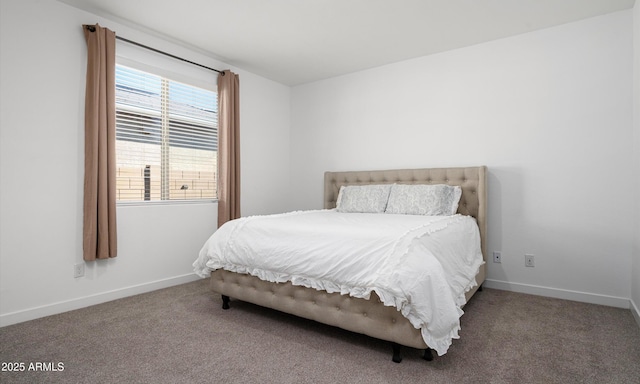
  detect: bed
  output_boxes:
[194,166,487,362]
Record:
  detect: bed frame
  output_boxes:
[210,166,487,362]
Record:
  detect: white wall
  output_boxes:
[632,1,640,324]
[290,11,635,307]
[0,0,290,326]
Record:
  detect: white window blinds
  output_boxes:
[115,65,218,201]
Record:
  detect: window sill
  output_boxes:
[116,199,218,207]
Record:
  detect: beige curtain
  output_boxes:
[217,70,241,227]
[82,24,117,261]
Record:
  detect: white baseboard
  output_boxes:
[4,275,637,329]
[483,279,631,309]
[631,299,640,329]
[0,273,201,327]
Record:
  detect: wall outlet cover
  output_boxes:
[525,254,535,267]
[74,263,85,278]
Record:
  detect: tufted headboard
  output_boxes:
[324,166,488,261]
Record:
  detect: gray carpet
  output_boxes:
[1,280,639,384]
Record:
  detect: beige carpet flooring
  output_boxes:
[1,279,639,384]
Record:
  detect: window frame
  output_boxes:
[115,46,218,206]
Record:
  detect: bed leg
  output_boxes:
[478,284,483,292]
[422,348,434,361]
[391,343,403,363]
[221,295,230,310]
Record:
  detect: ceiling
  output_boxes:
[60,0,635,86]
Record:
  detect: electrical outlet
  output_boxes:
[525,254,535,267]
[74,263,85,278]
[493,251,502,263]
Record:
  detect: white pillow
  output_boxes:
[336,184,392,213]
[385,184,462,216]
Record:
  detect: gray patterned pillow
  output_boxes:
[336,184,392,213]
[385,184,462,215]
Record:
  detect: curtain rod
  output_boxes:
[84,25,224,75]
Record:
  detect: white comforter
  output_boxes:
[193,209,484,356]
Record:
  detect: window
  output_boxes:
[115,64,218,202]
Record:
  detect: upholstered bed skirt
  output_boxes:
[211,265,485,350]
